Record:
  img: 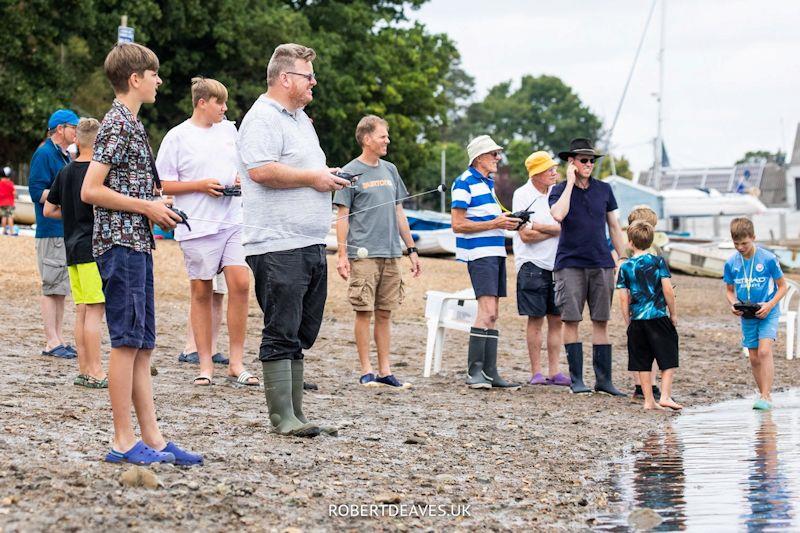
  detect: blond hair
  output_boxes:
[191,77,228,107]
[266,43,316,86]
[627,205,658,227]
[103,43,160,94]
[76,118,100,149]
[627,220,654,251]
[730,217,755,240]
[355,115,388,147]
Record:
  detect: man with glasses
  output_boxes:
[549,138,626,396]
[237,43,349,437]
[29,109,80,359]
[451,135,522,390]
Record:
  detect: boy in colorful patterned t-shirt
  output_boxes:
[617,221,681,411]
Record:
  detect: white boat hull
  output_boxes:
[665,243,729,278]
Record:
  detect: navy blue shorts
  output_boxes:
[96,246,156,350]
[517,262,560,317]
[467,256,507,298]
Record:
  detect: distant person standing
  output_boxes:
[549,138,626,396]
[512,151,568,386]
[0,167,16,235]
[44,118,107,388]
[157,77,256,388]
[451,135,521,390]
[29,109,80,358]
[333,115,421,388]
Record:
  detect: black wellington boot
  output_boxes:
[566,343,591,394]
[593,344,626,397]
[484,330,521,389]
[465,327,492,389]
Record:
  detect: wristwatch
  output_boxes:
[407,246,418,255]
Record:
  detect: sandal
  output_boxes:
[74,374,108,389]
[193,376,212,386]
[226,370,260,387]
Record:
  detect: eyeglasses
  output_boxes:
[285,71,316,82]
[577,157,595,165]
[488,151,502,158]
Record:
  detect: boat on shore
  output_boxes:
[13,186,34,226]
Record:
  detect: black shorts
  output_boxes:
[627,316,679,371]
[517,262,560,317]
[467,256,507,298]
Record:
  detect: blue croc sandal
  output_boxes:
[161,442,203,466]
[105,441,176,465]
[178,351,199,364]
[42,344,77,359]
[212,352,229,365]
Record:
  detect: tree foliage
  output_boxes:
[736,150,786,166]
[449,75,603,184]
[1,0,472,193]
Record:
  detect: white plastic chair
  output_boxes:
[741,279,800,359]
[423,288,478,377]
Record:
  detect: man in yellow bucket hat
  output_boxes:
[513,152,569,387]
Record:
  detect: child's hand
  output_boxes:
[754,302,771,319]
[731,304,744,317]
[670,315,678,327]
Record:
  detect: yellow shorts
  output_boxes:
[68,262,105,305]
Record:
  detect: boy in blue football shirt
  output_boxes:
[724,217,788,411]
[617,221,681,411]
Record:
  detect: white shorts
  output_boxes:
[180,226,247,281]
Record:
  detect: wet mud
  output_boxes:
[2,235,800,531]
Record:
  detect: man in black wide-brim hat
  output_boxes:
[548,138,627,396]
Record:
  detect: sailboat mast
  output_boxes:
[653,0,666,190]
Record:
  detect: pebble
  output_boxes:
[119,466,160,490]
[374,492,402,504]
[627,508,663,530]
[403,436,426,445]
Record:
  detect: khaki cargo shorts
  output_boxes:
[553,267,615,322]
[35,237,70,296]
[348,257,405,312]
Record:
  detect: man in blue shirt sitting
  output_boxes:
[28,109,79,358]
[549,138,626,396]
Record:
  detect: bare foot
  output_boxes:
[644,402,666,411]
[659,398,684,410]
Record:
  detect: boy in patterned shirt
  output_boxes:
[616,221,682,411]
[81,43,202,466]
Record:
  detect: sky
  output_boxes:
[411,0,800,174]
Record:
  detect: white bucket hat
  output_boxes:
[467,135,503,165]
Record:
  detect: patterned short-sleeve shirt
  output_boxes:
[616,253,672,320]
[92,99,157,257]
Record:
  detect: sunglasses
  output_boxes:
[285,71,316,82]
[577,157,595,165]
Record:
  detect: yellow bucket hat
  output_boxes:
[525,151,558,177]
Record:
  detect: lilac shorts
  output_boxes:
[180,226,247,280]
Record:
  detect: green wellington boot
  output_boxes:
[262,360,320,438]
[484,329,521,388]
[291,359,338,436]
[465,327,492,389]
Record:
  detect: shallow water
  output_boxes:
[594,390,800,531]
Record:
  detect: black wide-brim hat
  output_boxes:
[557,138,605,161]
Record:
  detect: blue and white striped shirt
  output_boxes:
[451,167,506,262]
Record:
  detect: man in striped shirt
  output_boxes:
[451,135,522,389]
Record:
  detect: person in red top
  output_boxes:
[0,169,16,235]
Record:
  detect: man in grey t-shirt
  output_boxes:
[237,43,349,438]
[333,115,421,389]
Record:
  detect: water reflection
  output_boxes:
[630,427,686,530]
[594,391,800,531]
[743,413,793,531]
